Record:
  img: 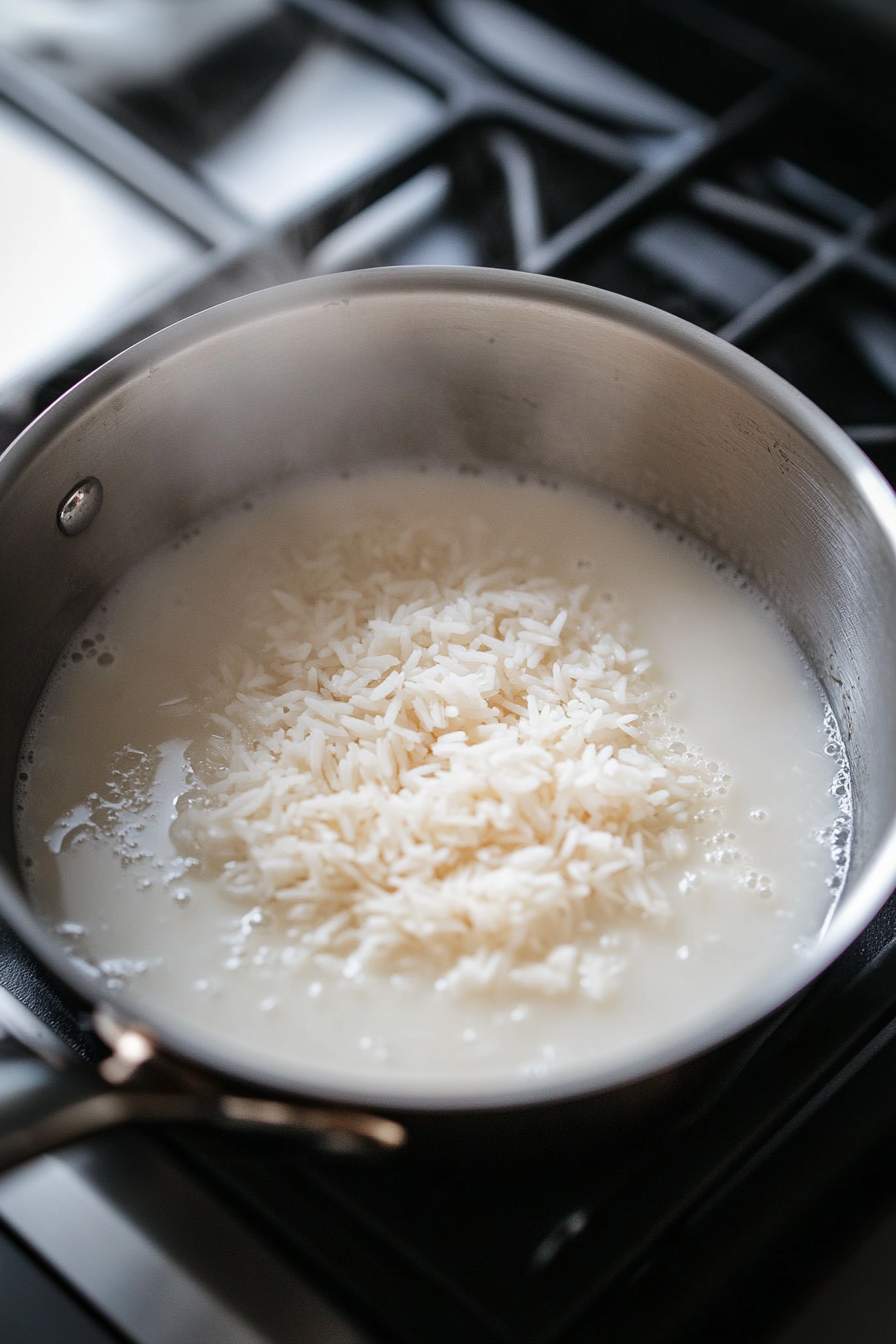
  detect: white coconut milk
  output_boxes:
[16,465,849,1094]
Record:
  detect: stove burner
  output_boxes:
[2,3,896,1341]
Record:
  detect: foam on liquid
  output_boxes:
[16,466,849,1091]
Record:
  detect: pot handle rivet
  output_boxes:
[57,477,103,536]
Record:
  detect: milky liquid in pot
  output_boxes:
[16,466,848,1091]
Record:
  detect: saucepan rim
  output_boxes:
[2,265,896,1113]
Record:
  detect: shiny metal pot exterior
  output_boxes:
[1,267,896,1160]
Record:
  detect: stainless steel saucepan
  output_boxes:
[1,266,896,1166]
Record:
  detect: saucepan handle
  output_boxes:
[0,989,404,1174]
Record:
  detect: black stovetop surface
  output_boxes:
[4,3,896,1341]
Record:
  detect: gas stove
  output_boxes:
[2,3,896,1341]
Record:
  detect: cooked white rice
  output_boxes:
[175,514,717,1000]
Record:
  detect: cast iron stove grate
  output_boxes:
[3,3,896,1341]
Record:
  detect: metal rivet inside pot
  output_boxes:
[57,477,103,536]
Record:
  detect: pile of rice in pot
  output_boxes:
[174,515,718,1001]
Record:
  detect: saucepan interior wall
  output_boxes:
[0,276,894,914]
